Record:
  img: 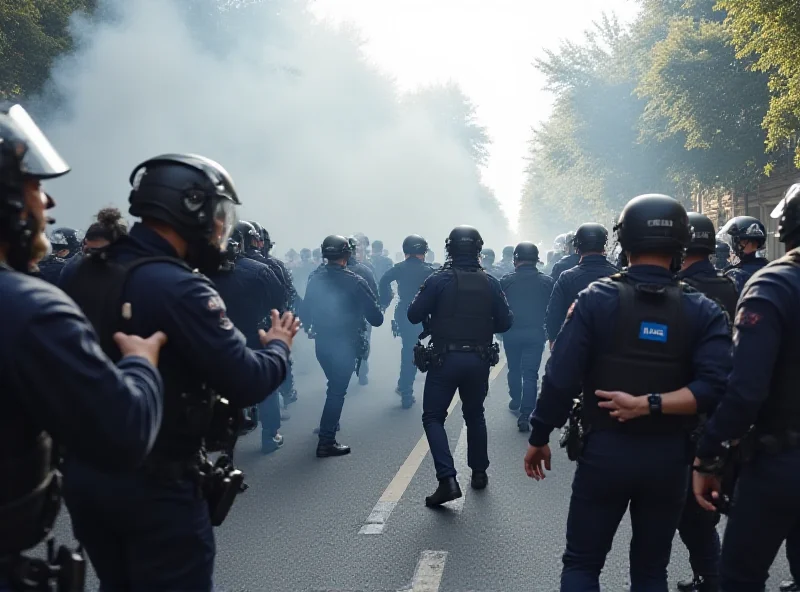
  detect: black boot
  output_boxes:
[780,580,800,592]
[401,396,416,409]
[508,399,520,413]
[316,441,351,458]
[677,575,719,592]
[471,471,488,490]
[425,477,462,507]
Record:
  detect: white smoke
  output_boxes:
[41,0,510,256]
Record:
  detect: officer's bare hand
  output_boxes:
[259,310,301,348]
[113,331,168,367]
[596,390,648,422]
[524,444,551,481]
[692,459,722,512]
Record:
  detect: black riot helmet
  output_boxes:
[573,223,608,254]
[481,248,495,265]
[564,232,576,255]
[129,153,239,273]
[771,182,800,247]
[49,227,82,255]
[502,245,514,260]
[714,240,731,270]
[446,225,483,257]
[249,221,265,245]
[614,194,691,254]
[321,235,351,261]
[686,212,717,255]
[232,220,259,252]
[718,215,767,257]
[0,104,70,271]
[513,241,539,263]
[402,234,428,255]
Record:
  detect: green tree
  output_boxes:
[0,0,97,99]
[717,0,800,166]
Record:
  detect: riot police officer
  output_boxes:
[673,212,738,592]
[545,234,568,275]
[58,208,130,287]
[0,104,167,591]
[408,225,512,506]
[294,247,317,298]
[302,235,383,456]
[480,247,501,278]
[497,245,515,276]
[61,153,298,591]
[37,226,80,284]
[499,242,554,431]
[719,215,769,293]
[346,236,378,386]
[378,234,436,409]
[714,240,731,271]
[212,223,286,455]
[525,194,731,590]
[694,182,800,591]
[551,231,580,281]
[369,239,394,282]
[312,247,322,267]
[545,223,617,347]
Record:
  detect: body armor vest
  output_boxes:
[582,274,693,435]
[62,252,219,461]
[754,249,800,434]
[429,268,493,347]
[682,273,738,319]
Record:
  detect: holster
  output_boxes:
[198,453,248,528]
[413,341,430,373]
[2,538,86,592]
[559,399,585,462]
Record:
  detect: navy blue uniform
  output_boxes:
[697,250,800,591]
[379,257,436,402]
[500,264,554,423]
[370,253,394,283]
[36,254,67,285]
[347,258,378,383]
[550,252,580,281]
[210,255,284,448]
[0,266,164,471]
[724,253,769,294]
[62,224,291,592]
[293,260,317,299]
[530,265,731,590]
[545,254,618,343]
[408,256,513,479]
[301,264,383,442]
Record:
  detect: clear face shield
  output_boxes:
[3,105,70,179]
[211,199,237,251]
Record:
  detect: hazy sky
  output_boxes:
[311,0,642,228]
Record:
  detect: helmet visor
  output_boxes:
[2,105,70,179]
[211,199,237,250]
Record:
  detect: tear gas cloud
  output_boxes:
[40,0,511,256]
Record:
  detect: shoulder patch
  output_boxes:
[565,301,576,321]
[207,295,225,311]
[735,309,762,327]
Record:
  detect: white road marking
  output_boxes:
[404,550,448,592]
[359,359,506,534]
[442,422,468,512]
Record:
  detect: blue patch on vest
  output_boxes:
[639,322,668,343]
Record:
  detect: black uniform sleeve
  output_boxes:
[14,298,164,470]
[166,275,290,407]
[378,265,398,308]
[545,277,569,341]
[356,277,384,327]
[489,276,513,333]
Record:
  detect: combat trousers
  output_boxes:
[421,352,490,479]
[315,334,356,443]
[395,310,418,399]
[719,448,800,591]
[63,460,215,592]
[677,477,721,582]
[503,333,545,418]
[560,430,689,592]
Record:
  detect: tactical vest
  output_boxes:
[754,249,800,434]
[503,270,546,330]
[429,268,494,347]
[682,273,738,320]
[62,251,219,460]
[582,274,693,435]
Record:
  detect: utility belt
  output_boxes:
[559,399,584,461]
[412,340,500,373]
[355,324,370,377]
[141,449,247,528]
[1,539,86,592]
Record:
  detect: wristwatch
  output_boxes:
[648,393,663,416]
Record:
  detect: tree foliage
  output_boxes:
[0,0,97,99]
[718,0,800,166]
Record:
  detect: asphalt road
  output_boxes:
[53,323,791,591]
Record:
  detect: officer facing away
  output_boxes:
[369,239,394,282]
[545,223,617,348]
[550,231,580,281]
[346,235,379,386]
[0,104,167,591]
[674,212,738,592]
[61,153,298,592]
[499,242,554,431]
[408,225,513,507]
[301,235,383,457]
[497,245,515,276]
[694,182,800,591]
[525,194,732,591]
[719,216,769,293]
[378,234,436,409]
